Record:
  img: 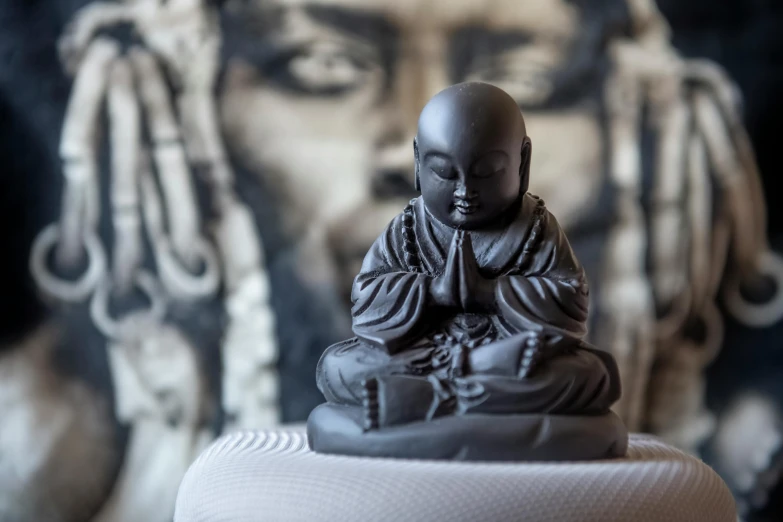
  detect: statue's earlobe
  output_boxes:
[413,137,421,192]
[519,137,532,195]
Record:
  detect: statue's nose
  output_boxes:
[454,184,478,200]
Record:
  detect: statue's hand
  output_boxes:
[457,231,496,312]
[428,231,460,308]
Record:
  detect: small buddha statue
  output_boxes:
[307,82,628,461]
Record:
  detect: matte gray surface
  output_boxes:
[175,429,736,522]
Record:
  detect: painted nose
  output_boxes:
[372,37,450,198]
[372,130,418,198]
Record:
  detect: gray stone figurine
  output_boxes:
[307,82,628,461]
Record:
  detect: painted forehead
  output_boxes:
[236,0,626,105]
[262,0,579,37]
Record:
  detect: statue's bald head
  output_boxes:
[417,82,527,149]
[414,82,532,230]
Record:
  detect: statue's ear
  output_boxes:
[519,136,532,195]
[413,137,421,192]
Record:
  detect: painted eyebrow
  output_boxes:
[302,5,399,90]
[304,5,398,48]
[449,26,533,83]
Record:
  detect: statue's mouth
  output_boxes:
[454,200,479,215]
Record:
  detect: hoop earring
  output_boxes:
[413,138,421,192]
[519,138,532,194]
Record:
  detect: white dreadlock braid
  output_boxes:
[599,0,783,451]
[28,1,280,520]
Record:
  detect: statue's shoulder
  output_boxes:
[381,197,420,235]
[519,193,549,225]
[370,198,419,257]
[523,192,547,211]
[513,193,557,257]
[375,199,417,238]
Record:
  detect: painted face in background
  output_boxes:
[219,0,625,285]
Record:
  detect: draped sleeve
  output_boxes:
[350,214,431,353]
[496,207,590,338]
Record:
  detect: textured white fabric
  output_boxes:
[175,428,736,522]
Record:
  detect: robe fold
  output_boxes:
[351,193,589,352]
[316,194,621,417]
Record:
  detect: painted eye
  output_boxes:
[464,45,561,107]
[287,41,376,94]
[473,168,504,179]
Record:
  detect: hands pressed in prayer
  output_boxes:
[428,232,460,308]
[429,231,497,312]
[456,231,497,312]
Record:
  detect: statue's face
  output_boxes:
[416,84,528,230]
[418,145,523,230]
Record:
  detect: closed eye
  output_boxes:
[430,166,456,180]
[473,168,504,179]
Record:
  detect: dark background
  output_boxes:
[658,0,783,236]
[658,3,783,519]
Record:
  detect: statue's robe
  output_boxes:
[317,194,620,417]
